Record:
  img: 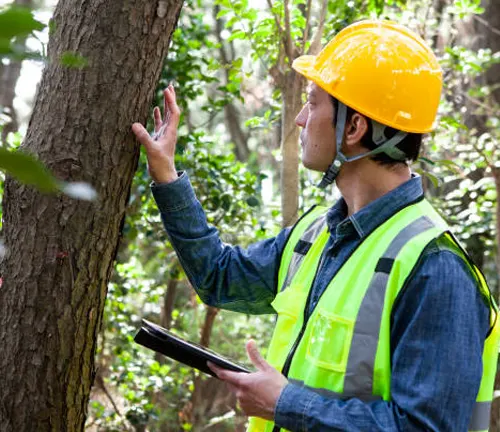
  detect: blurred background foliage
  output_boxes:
[0,0,499,430]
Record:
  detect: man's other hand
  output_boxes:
[132,84,180,184]
[208,340,288,421]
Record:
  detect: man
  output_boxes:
[132,20,499,431]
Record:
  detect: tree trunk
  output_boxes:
[0,0,184,431]
[280,69,304,227]
[0,0,33,142]
[155,271,179,364]
[188,306,220,427]
[199,306,219,348]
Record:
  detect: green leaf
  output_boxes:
[245,8,258,21]
[0,147,59,192]
[0,6,45,39]
[414,168,441,188]
[0,37,13,55]
[227,30,246,42]
[418,157,435,166]
[232,57,243,69]
[244,117,261,128]
[246,196,260,207]
[436,159,462,173]
[60,51,88,68]
[0,147,97,200]
[216,9,230,19]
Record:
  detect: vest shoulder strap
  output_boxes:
[277,205,328,292]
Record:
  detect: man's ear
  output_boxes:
[344,113,369,147]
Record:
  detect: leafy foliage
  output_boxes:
[0,5,44,58]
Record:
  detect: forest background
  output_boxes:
[0,0,499,430]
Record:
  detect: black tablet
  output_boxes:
[134,319,251,377]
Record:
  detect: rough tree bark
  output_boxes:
[0,0,184,431]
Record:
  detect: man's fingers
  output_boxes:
[207,361,244,385]
[163,87,170,124]
[132,123,153,151]
[153,107,162,132]
[246,339,270,371]
[207,361,222,376]
[165,85,181,127]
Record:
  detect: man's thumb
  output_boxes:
[132,123,153,151]
[246,339,269,371]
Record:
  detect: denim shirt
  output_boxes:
[152,173,489,432]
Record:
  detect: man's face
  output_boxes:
[295,83,336,172]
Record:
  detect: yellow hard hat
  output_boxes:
[292,20,442,133]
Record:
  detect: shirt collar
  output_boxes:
[326,174,424,239]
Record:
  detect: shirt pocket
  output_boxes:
[306,308,354,372]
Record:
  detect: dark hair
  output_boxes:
[331,97,423,166]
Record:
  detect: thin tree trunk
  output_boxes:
[155,272,179,364]
[199,306,219,348]
[280,70,304,227]
[184,306,219,428]
[0,1,184,431]
[161,277,178,330]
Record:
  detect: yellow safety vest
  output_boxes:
[248,199,499,432]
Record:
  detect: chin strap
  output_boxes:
[318,102,348,189]
[317,102,408,189]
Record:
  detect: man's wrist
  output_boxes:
[151,166,178,184]
[152,172,178,184]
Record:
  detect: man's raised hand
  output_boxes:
[132,84,180,184]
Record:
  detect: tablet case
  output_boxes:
[134,319,251,377]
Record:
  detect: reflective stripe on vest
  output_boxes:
[469,401,493,431]
[281,214,327,292]
[343,215,436,396]
[247,199,499,432]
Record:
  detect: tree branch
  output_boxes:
[266,0,283,34]
[301,0,312,53]
[283,0,294,63]
[95,374,123,418]
[462,91,497,118]
[307,0,328,55]
[474,14,500,37]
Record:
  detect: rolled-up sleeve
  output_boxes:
[151,172,290,314]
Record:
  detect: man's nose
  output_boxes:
[295,105,307,127]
